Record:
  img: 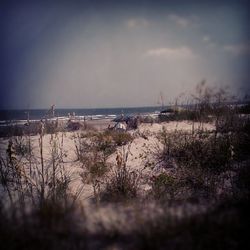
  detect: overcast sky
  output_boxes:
[1,0,249,109]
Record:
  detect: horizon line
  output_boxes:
[0,105,166,111]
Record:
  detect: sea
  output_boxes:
[0,107,162,126]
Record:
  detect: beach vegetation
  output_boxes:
[101,165,141,202]
[150,172,179,200]
[0,83,249,249]
[101,148,141,202]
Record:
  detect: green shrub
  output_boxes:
[103,130,134,146]
[74,131,133,164]
[102,166,140,202]
[89,161,109,179]
[13,136,32,157]
[94,132,116,158]
[158,129,232,174]
[151,173,179,200]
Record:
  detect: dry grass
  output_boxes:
[0,84,249,249]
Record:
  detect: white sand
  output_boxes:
[0,120,219,232]
[0,120,215,203]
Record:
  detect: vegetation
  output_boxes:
[0,83,249,249]
[157,129,233,173]
[102,166,141,202]
[150,173,179,200]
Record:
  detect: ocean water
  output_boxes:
[0,107,162,124]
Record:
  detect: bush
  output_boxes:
[103,130,134,146]
[94,132,116,158]
[74,130,133,164]
[12,136,32,157]
[89,161,109,179]
[102,166,140,202]
[158,129,232,174]
[151,173,179,200]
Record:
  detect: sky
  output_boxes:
[1,0,249,109]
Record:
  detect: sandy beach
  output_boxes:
[0,119,215,201]
[1,1,249,248]
[0,113,249,249]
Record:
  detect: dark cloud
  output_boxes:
[1,0,249,109]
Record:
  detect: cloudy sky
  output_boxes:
[1,0,249,109]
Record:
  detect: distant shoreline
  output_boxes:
[0,106,162,122]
